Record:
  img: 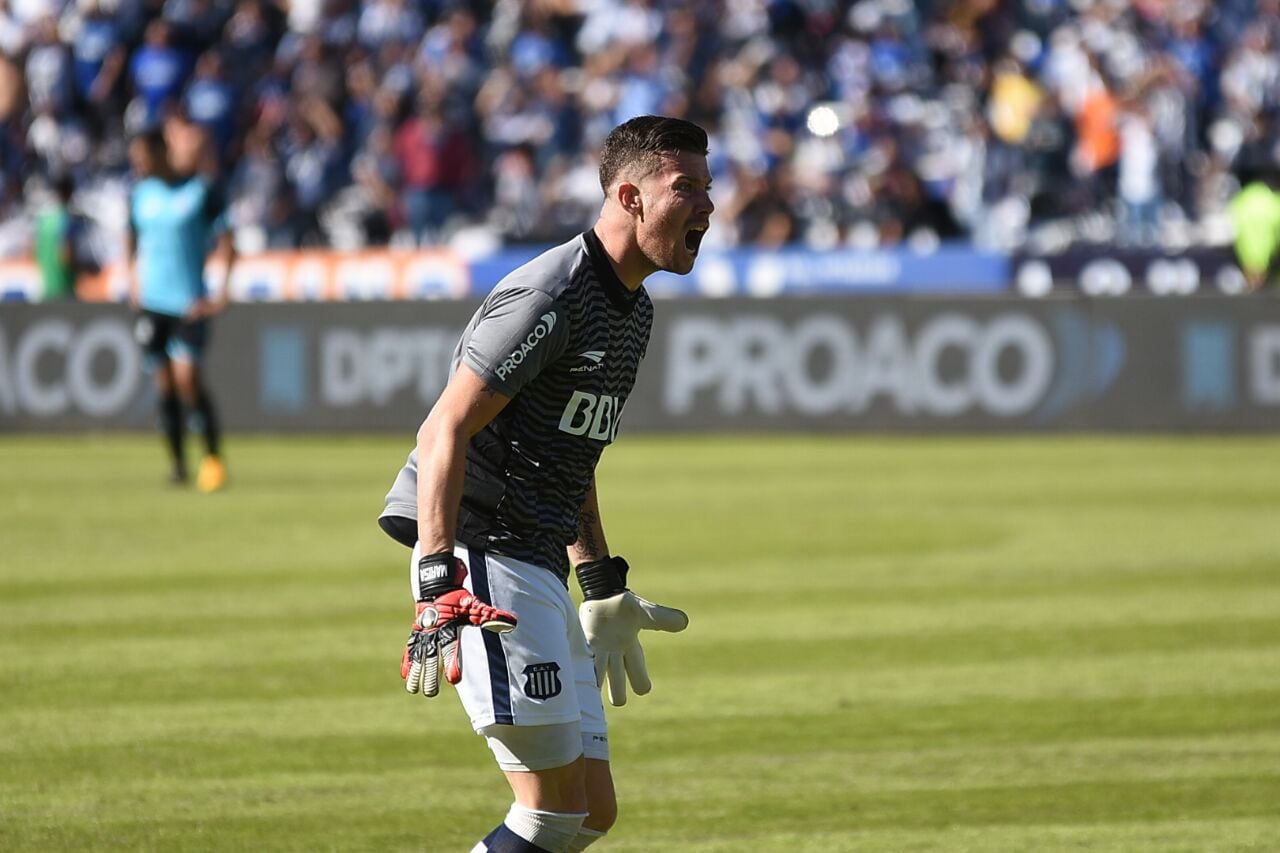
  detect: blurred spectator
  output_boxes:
[221,0,282,92]
[163,0,231,52]
[183,50,236,161]
[70,0,128,142]
[3,0,1280,262]
[346,123,401,245]
[1229,173,1280,291]
[280,98,344,246]
[1117,100,1161,245]
[357,0,424,50]
[25,16,74,118]
[489,143,542,241]
[0,52,26,234]
[128,19,190,128]
[34,173,91,299]
[228,125,297,250]
[1230,140,1280,291]
[1072,59,1121,200]
[393,96,475,244]
[289,35,345,111]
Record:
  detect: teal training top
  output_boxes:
[130,176,226,317]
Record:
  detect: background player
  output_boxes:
[34,173,92,301]
[379,115,712,852]
[126,117,235,491]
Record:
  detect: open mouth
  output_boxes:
[684,224,708,254]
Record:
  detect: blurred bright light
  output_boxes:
[806,105,840,137]
[1016,260,1053,298]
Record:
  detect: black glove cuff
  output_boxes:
[575,556,629,601]
[415,551,465,601]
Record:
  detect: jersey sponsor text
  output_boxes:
[558,390,623,441]
[495,312,558,380]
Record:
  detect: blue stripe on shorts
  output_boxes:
[468,549,514,725]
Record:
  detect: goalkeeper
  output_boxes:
[378,116,712,852]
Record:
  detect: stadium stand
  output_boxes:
[1,0,1277,265]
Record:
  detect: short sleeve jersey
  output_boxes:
[382,230,654,577]
[131,176,226,317]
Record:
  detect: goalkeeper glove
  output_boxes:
[402,551,517,697]
[576,556,688,707]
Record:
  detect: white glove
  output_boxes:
[575,557,688,706]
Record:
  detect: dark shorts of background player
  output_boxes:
[134,310,210,365]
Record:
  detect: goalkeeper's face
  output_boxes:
[634,150,714,276]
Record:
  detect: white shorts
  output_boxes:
[415,543,606,741]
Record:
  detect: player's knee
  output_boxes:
[174,377,198,405]
[583,753,616,832]
[584,790,617,833]
[483,722,589,813]
[153,367,174,396]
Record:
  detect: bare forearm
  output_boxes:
[415,417,467,555]
[125,235,138,303]
[412,364,511,557]
[568,478,609,565]
[212,235,235,306]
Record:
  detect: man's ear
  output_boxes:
[616,180,644,219]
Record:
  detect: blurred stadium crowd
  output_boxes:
[2,0,1279,262]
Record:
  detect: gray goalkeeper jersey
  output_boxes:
[382,230,653,578]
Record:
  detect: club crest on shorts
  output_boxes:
[521,662,562,700]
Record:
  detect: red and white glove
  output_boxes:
[402,551,517,697]
[576,556,688,707]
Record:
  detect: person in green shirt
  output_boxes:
[1229,171,1280,292]
[33,174,88,300]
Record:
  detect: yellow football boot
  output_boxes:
[196,455,228,493]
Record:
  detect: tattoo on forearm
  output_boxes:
[577,508,601,558]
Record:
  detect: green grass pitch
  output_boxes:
[2,434,1279,851]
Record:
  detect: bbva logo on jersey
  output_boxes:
[558,390,623,441]
[495,312,558,380]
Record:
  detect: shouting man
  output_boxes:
[379,115,713,851]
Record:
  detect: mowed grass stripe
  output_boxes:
[6,776,1276,843]
[607,818,1280,853]
[7,574,1276,637]
[2,435,1280,851]
[8,558,1279,627]
[5,688,1280,763]
[629,693,1280,752]
[6,617,1280,711]
[7,732,1280,801]
[4,753,1278,844]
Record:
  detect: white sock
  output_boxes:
[504,803,588,853]
[566,826,607,851]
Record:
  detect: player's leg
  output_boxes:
[173,357,222,455]
[573,593,616,847]
[481,696,614,845]
[475,558,617,851]
[155,359,186,481]
[169,356,198,408]
[571,759,616,849]
[172,320,225,492]
[474,749,590,852]
[453,547,591,852]
[170,319,219,454]
[135,312,186,481]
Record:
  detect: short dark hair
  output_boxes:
[131,128,167,154]
[51,172,75,202]
[598,115,709,194]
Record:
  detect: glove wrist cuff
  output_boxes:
[415,551,465,602]
[575,556,629,601]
